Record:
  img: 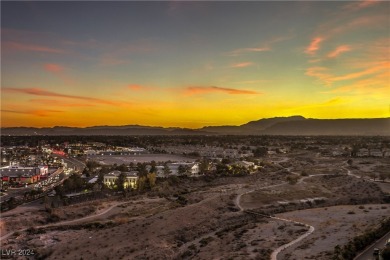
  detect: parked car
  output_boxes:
[373,248,380,256]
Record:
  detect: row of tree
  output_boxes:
[333,217,390,259]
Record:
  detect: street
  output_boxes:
[355,231,390,260]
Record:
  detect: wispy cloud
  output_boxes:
[1,109,64,117]
[99,40,157,66]
[331,61,389,81]
[305,67,332,85]
[304,37,324,55]
[327,45,352,58]
[226,34,293,56]
[184,86,261,96]
[29,99,95,107]
[127,84,156,92]
[230,62,255,68]
[226,47,270,56]
[343,0,380,11]
[306,61,389,86]
[3,87,125,106]
[316,15,388,41]
[44,63,64,73]
[3,41,65,54]
[323,71,389,98]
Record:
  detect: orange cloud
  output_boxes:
[128,84,153,91]
[327,45,351,58]
[305,67,332,85]
[29,99,95,107]
[3,41,64,53]
[44,63,64,73]
[331,61,390,81]
[1,109,64,117]
[305,37,324,55]
[3,87,124,106]
[184,86,261,95]
[306,62,389,86]
[231,62,255,68]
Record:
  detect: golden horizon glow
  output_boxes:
[1,1,389,128]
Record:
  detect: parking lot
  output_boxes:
[88,154,196,165]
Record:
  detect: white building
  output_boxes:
[167,162,200,177]
[103,171,138,189]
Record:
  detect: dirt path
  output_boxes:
[234,165,364,260]
[0,197,164,242]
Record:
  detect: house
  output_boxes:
[167,162,200,177]
[232,161,257,171]
[356,148,369,157]
[103,170,138,189]
[369,149,383,157]
[85,150,98,156]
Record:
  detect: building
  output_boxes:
[167,162,200,177]
[103,171,138,189]
[0,166,42,185]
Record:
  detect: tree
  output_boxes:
[116,172,127,191]
[379,172,388,182]
[347,159,353,166]
[149,164,157,174]
[137,163,148,177]
[137,176,147,191]
[382,246,390,259]
[116,163,128,172]
[253,147,268,157]
[199,159,209,174]
[147,172,156,188]
[178,165,187,176]
[163,164,171,177]
[368,172,377,181]
[287,175,299,185]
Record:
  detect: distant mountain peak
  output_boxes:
[1,116,389,136]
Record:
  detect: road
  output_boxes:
[354,231,390,260]
[0,156,85,204]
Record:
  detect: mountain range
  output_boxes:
[1,116,389,136]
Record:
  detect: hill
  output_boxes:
[1,116,389,136]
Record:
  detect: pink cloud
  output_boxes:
[44,63,64,73]
[327,45,352,58]
[184,86,261,96]
[226,34,293,56]
[2,87,125,106]
[3,41,64,53]
[305,37,324,55]
[343,0,379,11]
[227,47,270,56]
[231,62,255,68]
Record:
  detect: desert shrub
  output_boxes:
[333,217,390,259]
[199,236,214,247]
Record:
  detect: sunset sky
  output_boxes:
[1,1,389,128]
